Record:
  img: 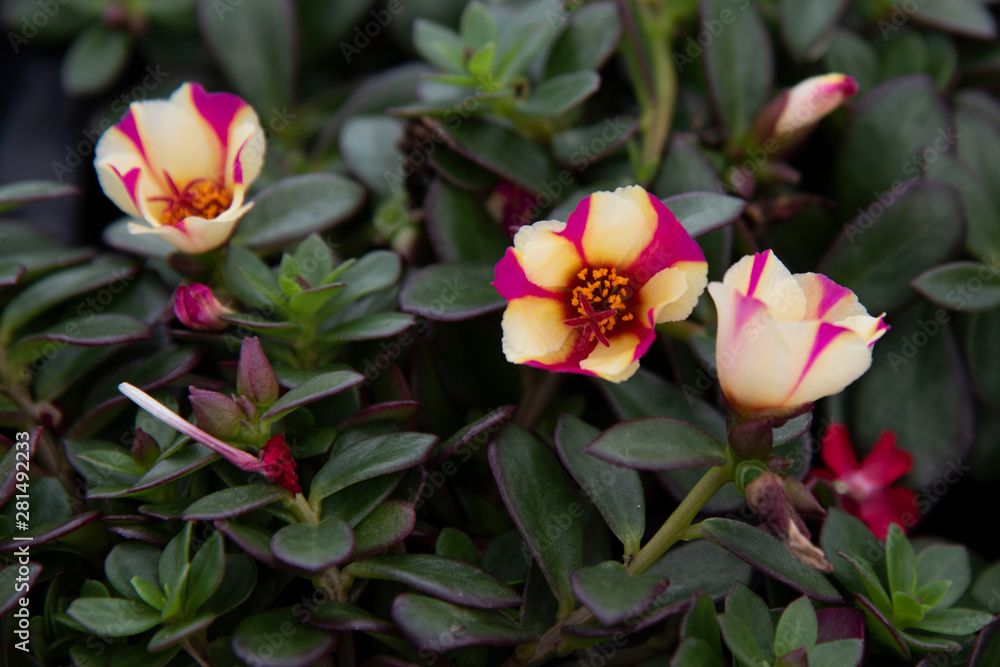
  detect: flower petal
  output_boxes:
[579,186,657,268]
[638,261,708,324]
[501,296,575,365]
[723,250,806,321]
[819,423,860,476]
[859,431,913,487]
[127,203,249,255]
[858,487,919,540]
[579,332,641,383]
[774,74,859,138]
[780,320,873,409]
[511,220,582,289]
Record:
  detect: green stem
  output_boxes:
[287,494,350,602]
[181,633,212,667]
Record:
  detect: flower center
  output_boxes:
[564,267,634,347]
[150,173,233,226]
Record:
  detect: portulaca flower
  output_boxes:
[709,250,888,418]
[493,185,708,383]
[95,82,265,254]
[753,73,859,150]
[174,284,233,331]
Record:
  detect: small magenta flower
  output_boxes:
[118,382,301,496]
[753,74,859,150]
[809,424,919,540]
[708,250,888,418]
[174,284,233,331]
[486,181,537,234]
[94,82,265,254]
[492,185,708,383]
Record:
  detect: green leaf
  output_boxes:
[160,561,189,621]
[857,594,910,658]
[673,637,725,667]
[544,1,621,78]
[352,500,416,558]
[702,0,773,136]
[570,561,668,626]
[233,174,365,249]
[808,639,864,667]
[223,244,281,311]
[775,597,818,656]
[66,598,161,637]
[489,424,583,616]
[1,258,135,336]
[968,308,1000,407]
[201,554,256,616]
[915,580,952,610]
[664,192,746,238]
[718,613,768,666]
[916,544,971,609]
[460,1,496,49]
[517,71,600,117]
[551,117,635,167]
[390,594,537,651]
[270,516,355,572]
[681,594,723,661]
[654,136,722,198]
[834,75,949,217]
[129,576,165,611]
[186,531,224,614]
[158,523,192,596]
[413,18,465,73]
[822,182,963,314]
[725,583,774,662]
[309,431,438,504]
[197,0,293,113]
[232,608,335,667]
[8,314,150,364]
[318,312,415,345]
[916,608,995,635]
[886,524,917,596]
[0,562,40,617]
[698,518,842,603]
[320,250,401,315]
[339,116,405,199]
[924,154,1000,262]
[262,370,365,420]
[893,590,925,625]
[106,542,161,602]
[61,24,131,95]
[130,444,217,493]
[425,178,510,263]
[0,181,79,213]
[821,509,886,596]
[836,551,893,615]
[75,448,146,476]
[436,527,479,565]
[346,554,521,609]
[555,415,644,556]
[399,261,504,321]
[304,600,395,633]
[494,0,563,81]
[321,472,404,526]
[102,218,176,258]
[824,30,879,95]
[779,0,850,61]
[182,484,290,521]
[147,614,216,653]
[911,262,1000,312]
[585,418,728,470]
[910,0,997,40]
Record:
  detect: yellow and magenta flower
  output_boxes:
[708,250,888,418]
[95,82,265,254]
[493,186,708,383]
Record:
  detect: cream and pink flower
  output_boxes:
[753,73,859,149]
[708,250,888,418]
[492,185,708,383]
[95,82,265,254]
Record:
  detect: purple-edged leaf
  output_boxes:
[261,369,365,420]
[351,500,416,559]
[698,519,841,603]
[910,0,997,40]
[391,594,537,652]
[305,600,396,634]
[0,180,79,212]
[9,314,150,364]
[725,583,775,661]
[556,415,644,556]
[816,607,866,643]
[399,262,505,321]
[129,444,217,493]
[775,597,819,656]
[897,629,962,652]
[969,616,1000,666]
[702,0,773,136]
[917,544,970,610]
[673,637,725,667]
[916,608,994,636]
[780,0,852,61]
[0,561,41,616]
[346,554,521,610]
[586,418,728,470]
[270,516,355,573]
[836,550,892,614]
[232,608,336,667]
[182,484,290,521]
[0,261,24,287]
[309,431,437,504]
[570,561,669,626]
[856,593,910,659]
[0,427,38,507]
[0,510,101,552]
[516,71,600,117]
[808,639,863,667]
[214,520,281,569]
[321,472,404,526]
[430,405,515,465]
[319,312,415,344]
[147,613,216,652]
[425,178,510,264]
[102,218,176,258]
[665,192,746,239]
[489,424,582,614]
[718,613,769,666]
[912,262,1000,312]
[340,400,421,429]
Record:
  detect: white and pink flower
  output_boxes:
[709,250,888,418]
[753,73,859,149]
[95,82,265,254]
[492,185,708,383]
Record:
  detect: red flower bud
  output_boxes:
[174,284,232,331]
[257,435,300,496]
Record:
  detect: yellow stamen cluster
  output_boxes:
[160,181,233,226]
[570,267,633,340]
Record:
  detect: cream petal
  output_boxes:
[579,333,641,383]
[501,296,574,364]
[838,313,890,346]
[774,74,858,138]
[226,115,266,190]
[581,186,657,268]
[512,220,582,289]
[795,273,865,322]
[638,261,709,324]
[127,203,247,254]
[779,321,873,408]
[722,250,805,321]
[94,162,144,220]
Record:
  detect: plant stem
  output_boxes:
[506,465,732,665]
[287,493,350,602]
[182,634,213,667]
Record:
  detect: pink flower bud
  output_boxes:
[237,337,279,407]
[174,284,232,331]
[753,74,859,150]
[189,387,246,440]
